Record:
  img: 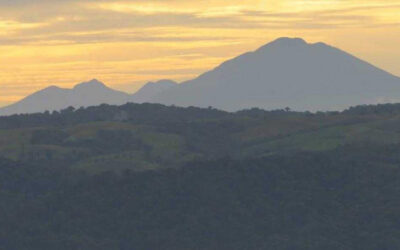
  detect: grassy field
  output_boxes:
[2,105,400,173]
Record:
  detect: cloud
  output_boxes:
[1,0,400,107]
[1,1,399,38]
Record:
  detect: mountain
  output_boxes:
[130,79,177,103]
[152,37,400,111]
[0,79,130,116]
[3,37,400,115]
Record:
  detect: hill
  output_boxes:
[2,102,400,172]
[2,103,400,249]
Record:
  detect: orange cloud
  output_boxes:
[1,0,400,107]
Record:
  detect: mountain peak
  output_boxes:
[153,37,400,112]
[73,79,106,90]
[0,79,131,116]
[33,85,67,96]
[254,37,309,53]
[130,79,177,103]
[43,85,62,91]
[145,79,177,86]
[268,36,307,46]
[274,37,306,44]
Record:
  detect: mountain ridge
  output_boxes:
[130,79,178,103]
[152,37,400,111]
[2,37,400,115]
[0,79,131,116]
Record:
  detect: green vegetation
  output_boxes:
[2,103,400,249]
[3,103,400,171]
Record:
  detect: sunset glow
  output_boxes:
[1,0,400,107]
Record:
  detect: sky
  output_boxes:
[1,0,400,107]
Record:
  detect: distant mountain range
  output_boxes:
[2,37,400,116]
[0,79,177,116]
[0,79,129,116]
[130,79,177,104]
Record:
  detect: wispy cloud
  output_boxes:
[1,0,400,106]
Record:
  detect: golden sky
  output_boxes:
[1,0,400,107]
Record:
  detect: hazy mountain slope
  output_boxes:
[0,79,130,116]
[152,37,400,111]
[4,37,400,115]
[69,79,130,107]
[130,79,177,103]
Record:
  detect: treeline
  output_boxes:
[3,101,400,130]
[0,103,227,129]
[0,103,324,130]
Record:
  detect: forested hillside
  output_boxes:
[1,103,400,249]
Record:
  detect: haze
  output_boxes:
[1,0,400,107]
